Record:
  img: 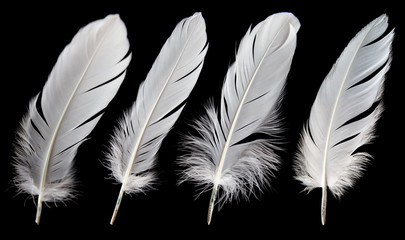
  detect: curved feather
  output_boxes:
[13,14,131,224]
[178,12,300,224]
[294,14,394,225]
[106,12,208,224]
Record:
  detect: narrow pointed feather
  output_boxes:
[294,14,394,225]
[106,12,208,224]
[13,14,131,224]
[178,12,300,224]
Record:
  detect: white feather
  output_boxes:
[178,12,300,224]
[293,14,394,225]
[106,12,208,224]
[13,14,131,224]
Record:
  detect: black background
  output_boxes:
[2,1,403,238]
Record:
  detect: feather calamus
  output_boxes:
[13,14,131,224]
[106,13,208,224]
[293,14,394,225]
[178,12,300,224]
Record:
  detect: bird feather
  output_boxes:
[106,12,208,224]
[177,12,300,224]
[293,14,394,225]
[13,14,131,224]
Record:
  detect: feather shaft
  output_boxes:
[110,186,124,225]
[321,183,327,225]
[35,198,43,225]
[207,184,218,225]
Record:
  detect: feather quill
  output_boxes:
[106,12,208,224]
[293,14,394,225]
[178,12,300,224]
[13,14,131,224]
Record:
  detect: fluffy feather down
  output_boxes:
[179,100,284,204]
